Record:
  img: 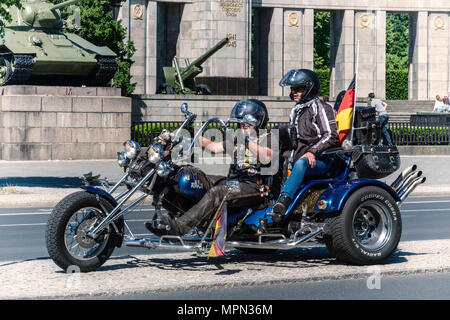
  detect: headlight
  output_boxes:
[117,151,129,167]
[148,144,164,164]
[124,140,141,160]
[157,161,171,177]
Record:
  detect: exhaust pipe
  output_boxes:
[391,165,417,190]
[398,177,426,203]
[396,171,422,195]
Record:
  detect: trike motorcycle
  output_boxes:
[45,103,426,272]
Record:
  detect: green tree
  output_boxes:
[0,0,22,37]
[386,13,409,99]
[314,11,331,96]
[52,0,136,96]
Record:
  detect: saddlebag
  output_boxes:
[352,144,400,179]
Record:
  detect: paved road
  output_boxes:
[1,195,449,262]
[96,271,450,300]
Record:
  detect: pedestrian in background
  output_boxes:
[433,95,445,113]
[368,92,393,145]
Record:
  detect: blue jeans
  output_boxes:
[280,157,333,200]
[378,114,393,145]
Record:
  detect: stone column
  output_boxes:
[409,12,429,100]
[146,2,158,95]
[177,0,251,78]
[427,13,449,99]
[354,10,386,99]
[330,10,355,99]
[267,8,284,96]
[127,0,147,95]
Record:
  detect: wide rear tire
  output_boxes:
[45,191,119,272]
[324,186,402,265]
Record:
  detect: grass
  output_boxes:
[0,184,20,194]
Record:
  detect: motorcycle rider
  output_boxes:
[145,99,276,236]
[272,69,339,216]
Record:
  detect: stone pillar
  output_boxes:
[409,12,429,100]
[267,8,284,96]
[126,0,147,95]
[428,13,449,98]
[146,2,158,95]
[355,10,386,99]
[330,10,355,99]
[267,8,314,97]
[177,0,251,78]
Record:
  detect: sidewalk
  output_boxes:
[0,155,449,207]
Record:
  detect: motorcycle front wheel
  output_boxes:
[46,191,119,272]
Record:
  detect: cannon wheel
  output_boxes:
[157,83,175,94]
[196,84,212,95]
[324,186,401,265]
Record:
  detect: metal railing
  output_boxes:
[131,120,450,147]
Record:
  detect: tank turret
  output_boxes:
[0,0,118,86]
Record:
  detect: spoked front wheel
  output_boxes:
[45,191,121,272]
[324,186,402,265]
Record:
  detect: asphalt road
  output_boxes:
[1,195,450,262]
[96,271,450,300]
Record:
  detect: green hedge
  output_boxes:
[315,68,330,97]
[386,69,408,100]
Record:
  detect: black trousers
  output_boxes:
[175,178,264,235]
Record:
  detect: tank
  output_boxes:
[0,0,118,86]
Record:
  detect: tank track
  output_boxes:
[0,54,34,86]
[91,56,118,86]
[1,54,117,87]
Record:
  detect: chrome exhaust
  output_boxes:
[391,165,417,190]
[396,170,422,195]
[398,177,426,204]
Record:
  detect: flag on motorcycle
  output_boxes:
[208,205,227,257]
[335,75,356,144]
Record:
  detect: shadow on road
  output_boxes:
[91,247,427,274]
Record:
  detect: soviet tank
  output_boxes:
[0,0,118,86]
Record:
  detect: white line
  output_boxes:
[403,200,450,204]
[402,208,450,213]
[0,212,50,216]
[0,223,46,227]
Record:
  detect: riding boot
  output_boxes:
[273,195,292,215]
[145,212,182,236]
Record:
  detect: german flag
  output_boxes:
[335,76,356,143]
[208,205,228,257]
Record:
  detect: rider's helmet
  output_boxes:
[279,69,321,103]
[227,99,269,130]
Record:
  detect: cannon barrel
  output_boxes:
[186,37,230,69]
[51,0,81,11]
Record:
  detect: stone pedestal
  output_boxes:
[0,86,131,160]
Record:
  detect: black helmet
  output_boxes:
[279,69,321,103]
[227,99,269,129]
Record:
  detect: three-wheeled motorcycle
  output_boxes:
[45,103,426,272]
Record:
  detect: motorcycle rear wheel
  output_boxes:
[324,186,401,265]
[46,191,118,272]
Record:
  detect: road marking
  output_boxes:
[0,223,46,227]
[404,200,450,204]
[402,208,450,213]
[0,212,51,216]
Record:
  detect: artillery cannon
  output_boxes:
[157,37,230,95]
[0,0,118,86]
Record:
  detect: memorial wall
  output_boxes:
[118,0,450,100]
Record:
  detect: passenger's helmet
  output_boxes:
[227,99,269,129]
[279,69,321,103]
